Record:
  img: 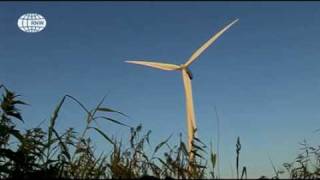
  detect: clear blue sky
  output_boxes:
[1,2,320,178]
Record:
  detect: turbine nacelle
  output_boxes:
[179,65,193,79]
[185,68,193,80]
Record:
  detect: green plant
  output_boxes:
[0,85,244,179]
[0,85,128,178]
[236,136,247,180]
[283,139,320,179]
[3,84,320,179]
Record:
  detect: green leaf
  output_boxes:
[7,111,23,122]
[13,100,28,105]
[241,166,247,179]
[154,134,172,154]
[136,124,142,132]
[89,127,114,145]
[211,152,216,169]
[191,150,203,159]
[94,116,130,128]
[9,129,24,143]
[52,128,71,161]
[146,130,152,145]
[47,96,66,156]
[191,142,206,153]
[193,137,206,147]
[96,107,128,117]
[49,97,66,133]
[156,157,171,170]
[180,141,189,156]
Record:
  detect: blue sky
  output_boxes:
[1,2,320,178]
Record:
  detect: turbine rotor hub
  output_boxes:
[180,64,187,69]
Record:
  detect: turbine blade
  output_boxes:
[185,19,239,67]
[125,60,180,71]
[182,69,197,154]
[183,71,197,133]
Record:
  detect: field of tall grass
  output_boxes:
[0,84,319,179]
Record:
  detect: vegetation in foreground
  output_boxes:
[0,85,319,179]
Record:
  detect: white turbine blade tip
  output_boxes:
[184,18,239,67]
[125,60,138,63]
[125,60,147,65]
[230,18,239,25]
[125,60,180,71]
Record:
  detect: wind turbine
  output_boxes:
[126,19,238,160]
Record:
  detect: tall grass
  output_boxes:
[0,85,319,179]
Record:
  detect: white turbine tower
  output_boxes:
[126,19,238,160]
